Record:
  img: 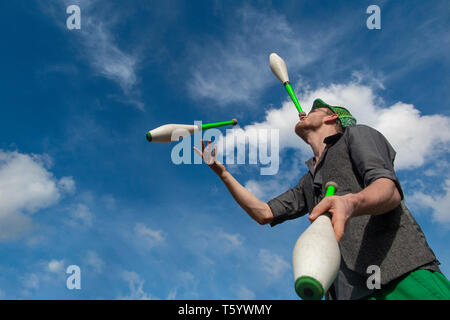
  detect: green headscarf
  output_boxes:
[311,98,357,129]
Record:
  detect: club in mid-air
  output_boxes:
[292,181,341,300]
[146,119,238,143]
[269,53,305,116]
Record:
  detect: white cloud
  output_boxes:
[58,177,76,194]
[375,103,450,169]
[409,178,450,225]
[186,5,334,106]
[0,150,75,240]
[258,249,290,279]
[47,259,65,274]
[211,80,450,198]
[134,223,165,249]
[0,151,60,214]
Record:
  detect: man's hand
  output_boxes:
[193,140,226,177]
[308,194,356,242]
[308,178,402,242]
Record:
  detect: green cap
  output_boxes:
[311,98,356,129]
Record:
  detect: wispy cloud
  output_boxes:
[171,271,199,299]
[67,203,94,228]
[234,285,256,300]
[118,270,153,300]
[186,5,338,107]
[245,152,303,201]
[377,2,450,82]
[258,249,290,279]
[85,250,104,274]
[21,273,40,296]
[134,223,166,249]
[217,231,244,248]
[41,0,143,109]
[21,258,67,296]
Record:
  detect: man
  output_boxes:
[193,98,450,300]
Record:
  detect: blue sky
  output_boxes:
[0,0,449,299]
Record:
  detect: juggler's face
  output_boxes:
[295,108,330,139]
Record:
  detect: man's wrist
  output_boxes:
[210,161,227,179]
[346,192,363,218]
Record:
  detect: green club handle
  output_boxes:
[284,82,304,114]
[325,182,337,197]
[201,119,237,131]
[323,182,338,219]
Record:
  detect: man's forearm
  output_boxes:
[346,178,402,217]
[217,170,273,225]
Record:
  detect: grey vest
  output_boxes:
[301,133,438,286]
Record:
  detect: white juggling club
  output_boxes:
[292,181,341,300]
[269,53,305,115]
[146,119,237,143]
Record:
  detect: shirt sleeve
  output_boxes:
[346,125,404,200]
[267,175,309,227]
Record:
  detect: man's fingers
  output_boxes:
[332,218,346,242]
[309,197,333,222]
[309,195,350,242]
[200,141,211,165]
[212,144,217,157]
[205,142,212,154]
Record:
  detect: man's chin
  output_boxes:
[295,123,308,139]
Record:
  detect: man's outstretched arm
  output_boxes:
[219,170,274,225]
[193,140,274,225]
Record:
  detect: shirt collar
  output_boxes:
[304,132,343,171]
[323,132,343,145]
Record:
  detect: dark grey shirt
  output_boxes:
[268,127,404,227]
[267,125,440,299]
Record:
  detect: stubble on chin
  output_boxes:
[295,121,308,140]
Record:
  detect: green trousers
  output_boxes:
[364,269,450,300]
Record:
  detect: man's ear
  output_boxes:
[324,113,339,124]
